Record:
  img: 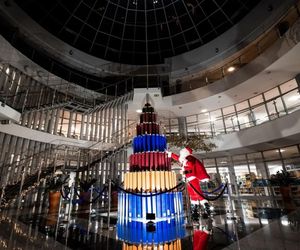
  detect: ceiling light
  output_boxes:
[276,149,285,153]
[136,109,142,113]
[227,66,236,72]
[288,95,300,101]
[201,109,207,113]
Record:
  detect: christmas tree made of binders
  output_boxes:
[117,103,184,244]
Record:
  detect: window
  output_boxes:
[280,79,297,94]
[280,146,299,159]
[252,104,268,124]
[264,87,280,100]
[247,152,263,163]
[263,149,281,160]
[210,109,224,135]
[265,96,285,119]
[249,94,264,106]
[282,88,300,113]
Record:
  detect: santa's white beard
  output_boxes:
[179,152,189,163]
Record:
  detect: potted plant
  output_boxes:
[44,173,69,227]
[45,173,69,211]
[167,134,216,152]
[270,170,294,201]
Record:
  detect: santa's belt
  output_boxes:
[183,170,193,174]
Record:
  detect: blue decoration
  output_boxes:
[133,135,167,153]
[117,216,185,244]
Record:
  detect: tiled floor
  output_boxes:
[0,192,299,250]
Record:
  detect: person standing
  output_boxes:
[167,146,211,219]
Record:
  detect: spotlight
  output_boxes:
[227,66,236,72]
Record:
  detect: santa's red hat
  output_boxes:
[180,146,193,155]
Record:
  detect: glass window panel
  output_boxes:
[263,149,280,160]
[198,113,210,123]
[206,167,217,174]
[264,87,280,100]
[282,89,300,114]
[249,164,258,175]
[210,110,222,120]
[232,155,247,165]
[235,101,249,111]
[186,115,197,123]
[170,125,179,134]
[222,105,235,115]
[216,157,229,167]
[197,113,211,135]
[223,114,239,133]
[266,97,285,120]
[218,167,229,183]
[210,109,224,135]
[284,157,300,172]
[203,158,216,167]
[206,167,222,187]
[234,165,251,193]
[250,94,264,106]
[63,110,70,119]
[280,79,297,94]
[187,125,197,133]
[170,118,178,125]
[280,146,299,159]
[252,104,268,124]
[267,161,283,176]
[170,118,178,134]
[237,109,253,128]
[247,152,263,163]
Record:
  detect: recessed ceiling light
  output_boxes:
[227,66,236,72]
[136,109,142,113]
[201,109,207,113]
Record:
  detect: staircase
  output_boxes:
[0,164,59,207]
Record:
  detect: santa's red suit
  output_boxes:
[193,229,210,250]
[169,147,210,205]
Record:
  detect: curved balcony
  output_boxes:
[165,78,300,140]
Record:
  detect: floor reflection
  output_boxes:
[0,192,300,249]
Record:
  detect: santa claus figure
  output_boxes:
[167,146,211,219]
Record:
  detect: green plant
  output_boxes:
[270,170,294,187]
[79,178,97,192]
[167,134,216,152]
[45,174,69,193]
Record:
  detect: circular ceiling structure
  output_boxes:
[15,0,261,65]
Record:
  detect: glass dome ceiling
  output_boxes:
[15,0,261,65]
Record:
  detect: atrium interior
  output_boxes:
[1,0,300,249]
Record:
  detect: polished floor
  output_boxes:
[0,190,299,250]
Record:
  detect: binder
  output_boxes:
[145,171,150,192]
[137,172,142,192]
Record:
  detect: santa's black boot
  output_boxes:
[191,204,200,223]
[201,201,211,219]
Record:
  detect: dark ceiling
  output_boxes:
[15,0,261,65]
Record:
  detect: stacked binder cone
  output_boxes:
[117,103,185,246]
